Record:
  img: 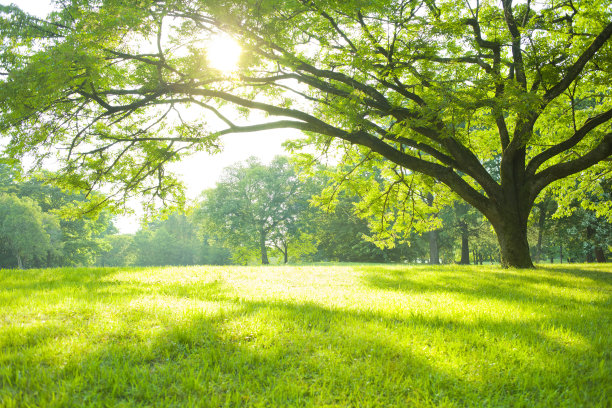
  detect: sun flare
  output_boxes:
[206,34,241,73]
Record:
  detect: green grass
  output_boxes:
[0,264,610,407]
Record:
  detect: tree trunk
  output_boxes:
[273,240,289,264]
[283,242,288,264]
[428,230,440,265]
[425,193,440,265]
[559,244,563,264]
[259,230,269,265]
[595,247,607,263]
[16,253,23,269]
[491,219,534,268]
[459,222,470,265]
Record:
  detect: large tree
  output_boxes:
[1,0,611,267]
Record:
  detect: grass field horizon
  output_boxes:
[1,263,610,407]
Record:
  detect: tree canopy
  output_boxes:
[196,156,316,264]
[0,165,117,268]
[1,0,611,267]
[0,194,51,268]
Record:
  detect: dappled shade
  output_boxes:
[0,264,610,406]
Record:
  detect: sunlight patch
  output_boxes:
[206,34,241,73]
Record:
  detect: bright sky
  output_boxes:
[2,0,301,233]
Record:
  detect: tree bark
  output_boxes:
[455,202,470,265]
[595,247,607,263]
[428,230,440,265]
[16,253,23,269]
[259,229,269,265]
[283,242,288,264]
[491,218,534,268]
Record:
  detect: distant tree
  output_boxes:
[41,212,64,267]
[133,214,198,266]
[445,202,492,265]
[0,194,50,268]
[314,196,385,263]
[58,213,114,266]
[531,195,554,263]
[0,162,19,189]
[308,157,441,263]
[97,234,136,267]
[545,205,611,263]
[311,191,427,263]
[424,193,441,265]
[129,213,231,266]
[531,177,611,263]
[197,157,315,265]
[197,236,232,266]
[0,167,117,267]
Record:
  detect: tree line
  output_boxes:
[0,164,114,268]
[1,158,608,269]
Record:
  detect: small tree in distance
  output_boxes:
[196,156,316,265]
[0,194,51,268]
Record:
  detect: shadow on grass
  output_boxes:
[361,264,612,307]
[16,301,485,407]
[0,267,125,291]
[537,265,612,284]
[50,297,611,406]
[1,265,610,407]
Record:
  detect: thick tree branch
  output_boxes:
[543,21,612,103]
[495,114,511,150]
[105,49,186,79]
[346,131,493,216]
[78,87,163,115]
[410,54,494,72]
[502,0,527,89]
[165,81,495,214]
[387,135,459,168]
[294,62,392,110]
[231,23,395,111]
[464,18,501,51]
[531,133,612,200]
[527,107,612,175]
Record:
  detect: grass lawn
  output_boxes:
[0,264,610,407]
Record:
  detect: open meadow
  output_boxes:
[0,264,610,407]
